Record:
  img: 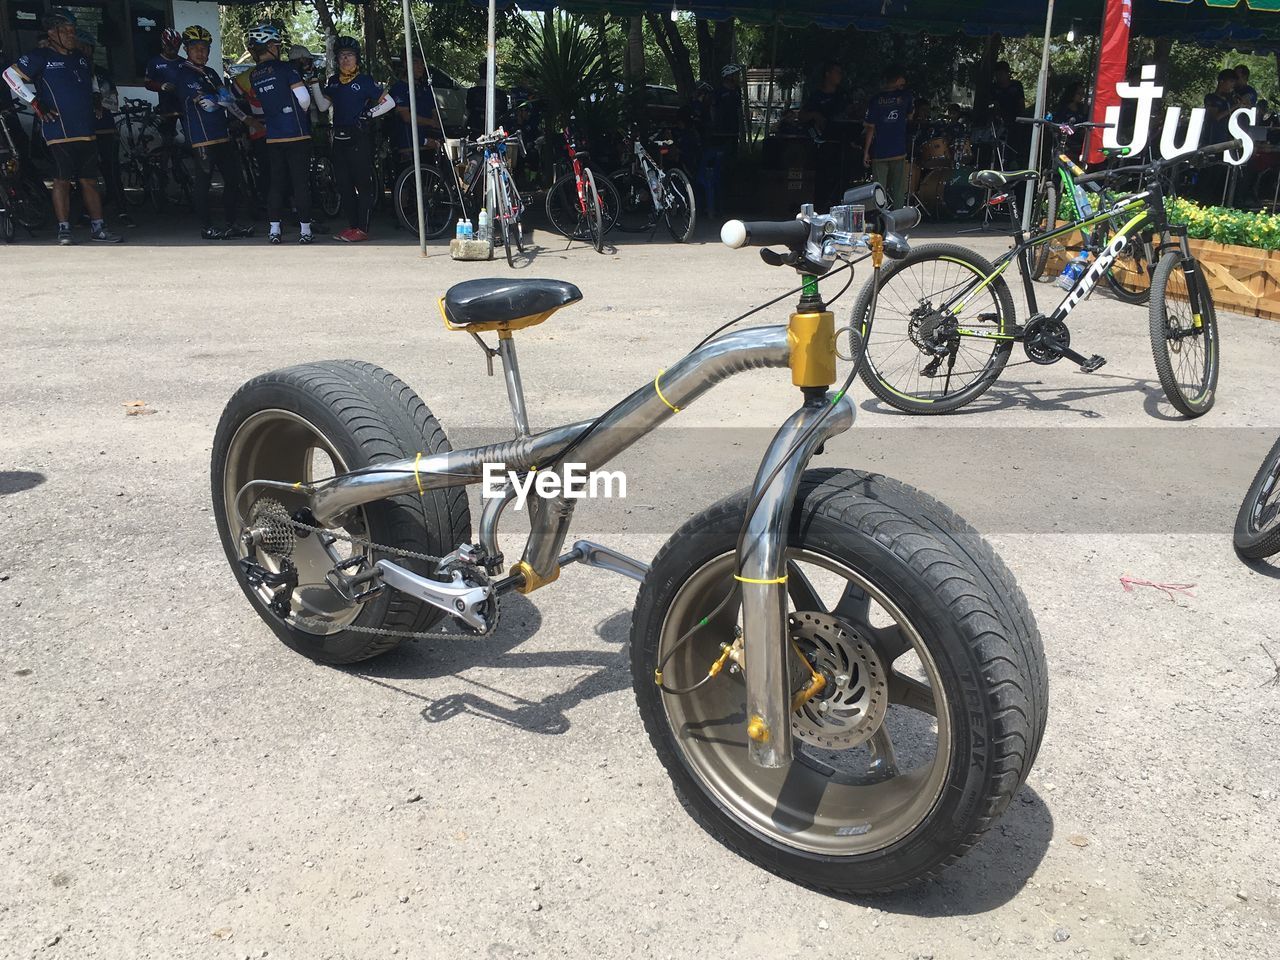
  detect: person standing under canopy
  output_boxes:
[389,52,443,165]
[307,37,395,242]
[247,22,315,244]
[862,65,913,209]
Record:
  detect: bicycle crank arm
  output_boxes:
[375,560,494,632]
[560,540,650,582]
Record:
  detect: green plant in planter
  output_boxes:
[1166,195,1280,251]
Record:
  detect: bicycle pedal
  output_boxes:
[1078,355,1107,373]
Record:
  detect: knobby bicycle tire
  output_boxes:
[1148,252,1218,418]
[1030,181,1058,280]
[852,242,1017,415]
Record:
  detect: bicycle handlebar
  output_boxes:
[1016,117,1113,131]
[720,218,810,251]
[1074,138,1243,186]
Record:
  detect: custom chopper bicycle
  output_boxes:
[211,186,1047,895]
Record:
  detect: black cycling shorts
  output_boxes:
[50,139,100,181]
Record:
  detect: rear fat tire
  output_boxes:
[630,468,1048,894]
[1234,436,1280,561]
[210,360,472,664]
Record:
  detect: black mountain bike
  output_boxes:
[1021,117,1151,303]
[0,106,48,238]
[1234,436,1280,561]
[852,140,1237,418]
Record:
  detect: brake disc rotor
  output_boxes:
[790,611,889,750]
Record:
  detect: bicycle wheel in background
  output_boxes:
[545,172,585,239]
[1096,221,1152,305]
[594,170,621,235]
[493,168,515,267]
[0,209,12,243]
[312,157,342,219]
[1148,253,1219,418]
[498,165,524,254]
[583,167,605,253]
[610,169,655,232]
[392,165,457,239]
[662,167,696,242]
[850,242,1017,414]
[9,180,49,230]
[1234,436,1280,561]
[1029,179,1059,279]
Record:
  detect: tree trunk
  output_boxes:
[311,0,337,37]
[713,18,735,73]
[624,16,645,87]
[1153,37,1174,91]
[972,32,1001,122]
[645,12,696,101]
[696,16,714,83]
[596,13,613,86]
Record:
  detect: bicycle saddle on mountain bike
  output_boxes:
[441,278,582,332]
[969,169,1039,190]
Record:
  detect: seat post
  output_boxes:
[497,334,531,437]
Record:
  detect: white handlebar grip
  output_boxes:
[720,220,747,249]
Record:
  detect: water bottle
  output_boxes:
[455,218,466,240]
[477,208,490,242]
[462,217,474,240]
[1057,251,1090,291]
[1072,183,1094,219]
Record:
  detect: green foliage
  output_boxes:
[510,12,604,128]
[1167,195,1280,250]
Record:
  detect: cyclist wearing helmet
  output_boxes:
[388,52,442,164]
[176,25,254,240]
[307,37,394,242]
[144,26,185,142]
[247,22,315,243]
[76,28,131,227]
[2,8,121,243]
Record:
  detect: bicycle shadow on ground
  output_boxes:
[0,470,46,496]
[342,601,632,736]
[827,785,1054,915]
[859,370,1173,421]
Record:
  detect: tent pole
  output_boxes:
[1022,0,1055,233]
[485,0,496,134]
[762,15,779,142]
[402,0,427,254]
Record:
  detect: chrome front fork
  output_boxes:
[739,393,856,768]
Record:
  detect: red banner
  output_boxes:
[1087,0,1133,164]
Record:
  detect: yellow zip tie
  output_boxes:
[654,370,680,413]
[413,452,424,496]
[734,574,788,585]
[293,481,302,490]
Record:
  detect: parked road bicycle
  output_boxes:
[609,125,696,242]
[116,98,194,211]
[1234,436,1280,561]
[1021,117,1151,303]
[545,123,619,253]
[393,130,525,266]
[209,186,1047,895]
[852,139,1240,418]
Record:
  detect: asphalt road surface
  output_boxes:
[2,221,1278,959]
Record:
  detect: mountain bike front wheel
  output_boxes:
[1096,223,1152,305]
[851,243,1017,414]
[662,167,697,242]
[1148,253,1219,418]
[1234,436,1280,561]
[609,169,654,232]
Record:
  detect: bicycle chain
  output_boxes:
[273,515,494,641]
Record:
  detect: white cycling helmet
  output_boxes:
[247,23,282,49]
[720,63,742,78]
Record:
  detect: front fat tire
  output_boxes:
[630,468,1047,895]
[210,360,472,664]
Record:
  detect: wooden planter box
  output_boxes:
[1046,226,1280,320]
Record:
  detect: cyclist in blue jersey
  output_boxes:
[307,36,393,241]
[2,8,121,243]
[76,29,131,226]
[144,28,184,143]
[176,25,254,241]
[388,52,442,165]
[247,22,314,243]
